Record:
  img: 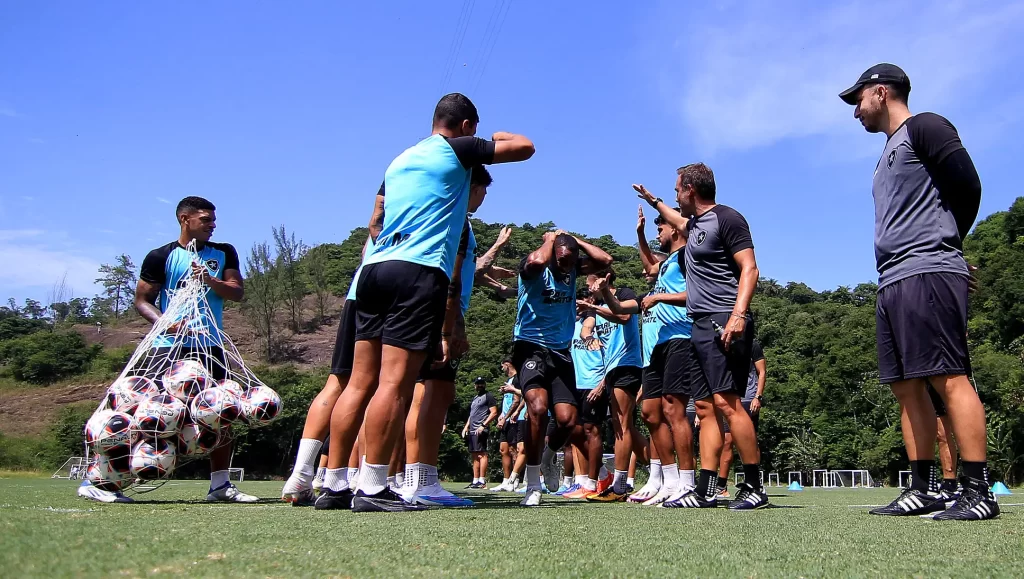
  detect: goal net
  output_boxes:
[52,456,86,479]
[832,469,874,488]
[81,240,282,495]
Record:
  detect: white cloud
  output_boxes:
[653,1,1024,153]
[156,197,172,204]
[28,137,45,145]
[0,230,101,301]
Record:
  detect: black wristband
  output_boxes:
[648,197,663,208]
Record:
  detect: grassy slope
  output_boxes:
[1,478,1021,578]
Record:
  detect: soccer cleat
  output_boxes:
[628,483,660,503]
[207,482,259,503]
[595,472,614,494]
[869,488,945,516]
[405,484,475,508]
[562,485,594,500]
[311,474,325,493]
[728,483,769,510]
[662,490,718,508]
[938,488,962,509]
[314,488,354,510]
[289,488,317,507]
[520,489,543,507]
[717,488,731,499]
[586,487,628,503]
[490,481,515,492]
[77,480,134,503]
[933,484,1000,521]
[352,487,427,513]
[641,486,675,506]
[464,482,478,489]
[658,485,695,507]
[552,483,571,495]
[281,473,312,502]
[554,483,580,497]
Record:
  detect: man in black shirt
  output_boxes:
[841,63,995,520]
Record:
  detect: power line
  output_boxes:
[469,0,512,96]
[438,0,477,95]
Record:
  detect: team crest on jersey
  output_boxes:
[205,259,220,273]
[525,360,537,370]
[887,149,897,169]
[696,231,707,246]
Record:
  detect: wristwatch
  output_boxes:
[755,395,764,402]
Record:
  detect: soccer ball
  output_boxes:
[130,439,176,480]
[86,453,132,491]
[131,394,186,439]
[162,359,211,403]
[189,387,242,432]
[84,410,133,455]
[176,421,223,457]
[217,378,245,400]
[241,384,281,427]
[105,376,160,414]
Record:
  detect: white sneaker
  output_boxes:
[281,474,312,502]
[207,482,259,503]
[490,481,513,492]
[628,482,661,503]
[642,485,675,506]
[405,483,475,507]
[311,474,325,493]
[658,485,695,508]
[520,488,543,507]
[77,480,134,503]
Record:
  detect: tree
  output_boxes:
[272,226,307,332]
[304,244,332,327]
[242,241,280,361]
[95,254,137,320]
[47,273,72,323]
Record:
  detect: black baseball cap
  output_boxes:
[474,377,487,384]
[839,63,911,105]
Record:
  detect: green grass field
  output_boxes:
[1,477,1022,578]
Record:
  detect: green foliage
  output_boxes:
[0,331,101,384]
[48,402,95,465]
[0,307,49,341]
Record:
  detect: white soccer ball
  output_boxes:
[84,409,133,455]
[131,394,186,439]
[106,376,160,414]
[86,453,133,491]
[130,439,176,480]
[241,384,282,427]
[189,387,242,432]
[162,359,211,403]
[217,378,245,400]
[176,421,223,457]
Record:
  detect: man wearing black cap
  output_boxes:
[463,377,498,489]
[841,64,996,520]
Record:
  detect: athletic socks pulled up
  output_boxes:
[962,461,989,486]
[210,470,229,490]
[717,476,729,491]
[910,460,937,493]
[648,459,664,487]
[562,476,573,488]
[680,469,695,491]
[526,465,542,490]
[742,464,763,491]
[696,469,719,499]
[360,463,389,495]
[292,438,323,478]
[661,464,680,492]
[613,470,629,494]
[324,468,349,493]
[627,477,635,487]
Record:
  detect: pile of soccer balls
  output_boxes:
[83,359,281,492]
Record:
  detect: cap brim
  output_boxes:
[839,83,863,105]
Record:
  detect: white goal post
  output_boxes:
[813,469,839,488]
[787,471,803,486]
[228,468,245,482]
[768,472,781,487]
[52,457,86,479]
[898,470,912,488]
[832,469,874,488]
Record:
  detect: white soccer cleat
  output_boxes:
[520,489,543,507]
[77,480,134,503]
[628,482,661,503]
[642,486,675,506]
[405,483,475,507]
[658,485,695,508]
[281,474,312,502]
[207,482,259,503]
[490,481,514,492]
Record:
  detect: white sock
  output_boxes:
[405,462,425,490]
[500,477,511,486]
[680,469,695,490]
[386,475,397,489]
[425,464,439,486]
[599,465,609,480]
[649,459,663,487]
[314,467,327,483]
[526,465,542,490]
[509,472,520,486]
[575,474,588,486]
[324,468,348,492]
[613,469,628,493]
[627,476,635,487]
[360,463,388,495]
[582,477,597,491]
[292,438,322,478]
[562,476,572,487]
[210,470,229,489]
[395,472,404,489]
[347,467,359,488]
[661,464,679,492]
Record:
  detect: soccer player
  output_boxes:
[78,196,254,504]
[317,94,534,512]
[717,338,765,497]
[491,358,522,491]
[639,163,768,510]
[513,231,613,506]
[462,378,498,488]
[840,64,994,520]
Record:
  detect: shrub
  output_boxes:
[0,331,101,384]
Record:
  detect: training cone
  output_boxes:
[991,482,1011,495]
[788,481,804,492]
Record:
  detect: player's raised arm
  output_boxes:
[491,132,535,163]
[636,205,660,275]
[521,231,557,279]
[368,182,386,244]
[574,235,614,275]
[635,183,689,235]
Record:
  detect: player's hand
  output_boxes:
[497,417,505,429]
[968,264,979,293]
[543,231,557,244]
[586,336,603,351]
[589,274,609,295]
[191,262,212,285]
[491,131,516,141]
[491,265,517,279]
[461,428,468,438]
[720,315,746,353]
[495,226,513,248]
[576,300,595,315]
[434,335,453,368]
[475,426,485,435]
[749,398,761,415]
[633,184,656,204]
[641,294,660,312]
[164,317,189,336]
[694,415,701,428]
[451,326,470,360]
[587,383,604,403]
[637,204,646,232]
[496,284,517,300]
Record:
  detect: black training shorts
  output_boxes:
[468,431,489,453]
[330,300,357,377]
[499,420,517,444]
[354,261,449,352]
[876,272,971,384]
[606,365,642,395]
[580,387,609,425]
[512,340,580,408]
[642,338,691,400]
[419,358,460,383]
[689,313,754,401]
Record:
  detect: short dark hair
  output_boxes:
[677,163,716,201]
[501,356,512,366]
[576,286,591,300]
[433,93,479,131]
[176,196,215,217]
[554,233,579,253]
[654,207,683,225]
[880,82,909,104]
[471,165,492,187]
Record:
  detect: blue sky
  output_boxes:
[2,1,1023,304]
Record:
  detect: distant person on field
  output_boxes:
[463,377,498,488]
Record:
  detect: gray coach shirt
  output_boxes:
[684,205,754,317]
[872,113,969,289]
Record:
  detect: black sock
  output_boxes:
[717,476,729,491]
[940,478,958,493]
[962,461,988,485]
[742,464,762,490]
[697,469,717,499]
[910,460,935,493]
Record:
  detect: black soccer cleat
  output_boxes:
[933,483,1000,521]
[869,488,945,516]
[937,488,961,510]
[351,487,427,513]
[662,490,718,508]
[313,488,354,511]
[729,483,769,510]
[291,488,317,507]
